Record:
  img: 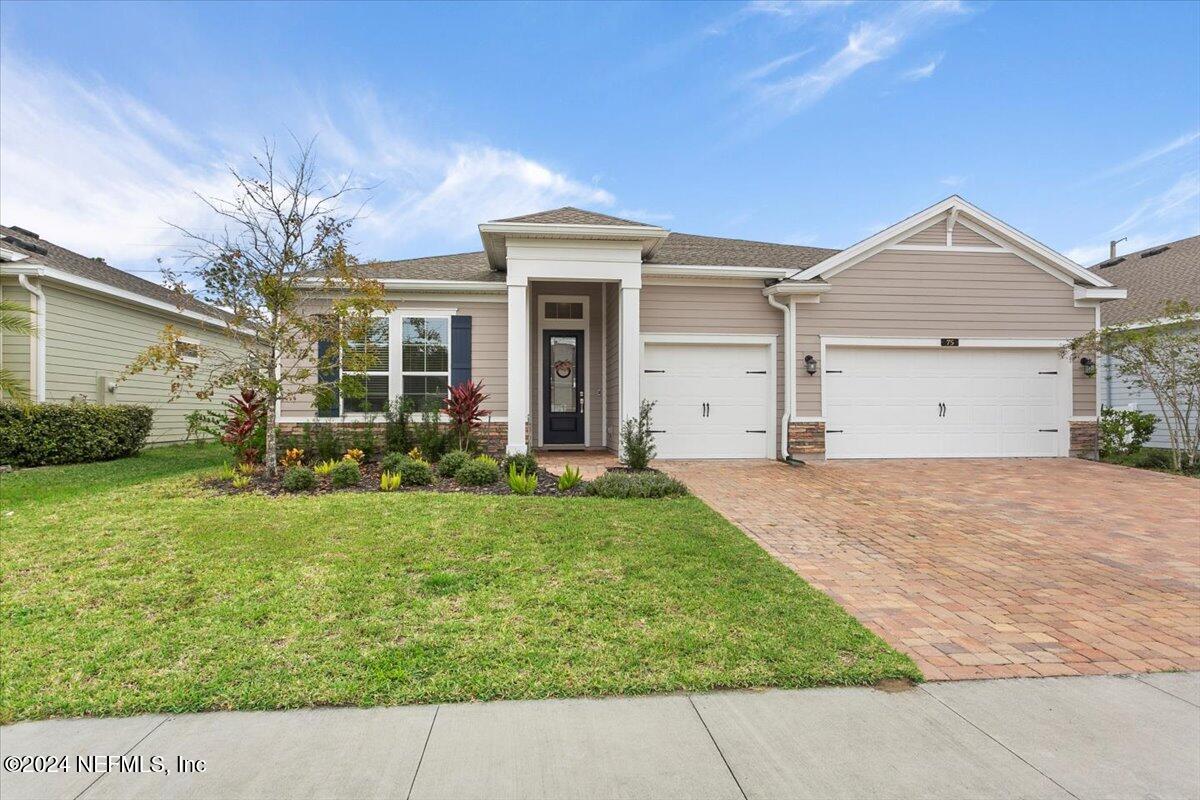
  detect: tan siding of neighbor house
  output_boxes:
[899,220,947,245]
[795,249,1097,418]
[640,282,785,452]
[529,281,604,446]
[281,295,509,420]
[0,279,32,400]
[605,283,620,451]
[40,283,250,443]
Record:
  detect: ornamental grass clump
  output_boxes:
[507,463,538,495]
[556,464,583,491]
[380,471,403,492]
[455,455,499,486]
[313,459,337,476]
[504,452,538,475]
[330,459,361,488]
[586,471,687,499]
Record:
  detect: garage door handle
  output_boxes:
[649,429,665,434]
[826,429,843,434]
[744,430,766,434]
[1038,371,1058,375]
[644,369,666,373]
[745,370,766,374]
[825,369,842,374]
[1039,428,1059,433]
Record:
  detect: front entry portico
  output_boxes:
[485,219,667,456]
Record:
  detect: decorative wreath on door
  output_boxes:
[554,360,573,379]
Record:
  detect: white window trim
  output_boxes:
[340,312,392,416]
[389,311,453,417]
[537,294,590,448]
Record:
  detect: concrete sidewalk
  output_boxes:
[2,673,1197,800]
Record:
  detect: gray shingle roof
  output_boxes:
[491,207,658,227]
[1090,235,1200,325]
[367,251,502,282]
[0,225,234,321]
[648,232,838,270]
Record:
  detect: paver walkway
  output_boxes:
[660,458,1200,680]
[2,673,1197,799]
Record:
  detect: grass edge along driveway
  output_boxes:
[1,446,919,723]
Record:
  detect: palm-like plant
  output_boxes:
[0,300,35,401]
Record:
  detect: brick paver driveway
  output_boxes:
[660,458,1200,680]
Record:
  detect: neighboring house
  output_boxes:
[1090,235,1199,449]
[282,195,1125,461]
[0,225,250,444]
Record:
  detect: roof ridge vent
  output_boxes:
[1139,245,1169,258]
[9,226,39,240]
[1,234,48,256]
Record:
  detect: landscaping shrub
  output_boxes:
[557,464,583,491]
[415,407,450,463]
[507,463,538,495]
[231,474,251,490]
[586,470,687,499]
[0,402,153,467]
[383,396,414,456]
[313,459,337,476]
[455,455,499,486]
[302,422,342,463]
[396,456,433,486]
[1099,406,1157,457]
[281,466,317,492]
[330,459,361,488]
[620,399,657,470]
[504,452,538,475]
[380,471,402,492]
[380,452,408,473]
[436,449,472,478]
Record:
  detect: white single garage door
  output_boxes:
[642,342,772,458]
[824,346,1067,459]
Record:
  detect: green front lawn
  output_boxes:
[1,446,918,722]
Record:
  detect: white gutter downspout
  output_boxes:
[766,292,794,460]
[17,274,46,401]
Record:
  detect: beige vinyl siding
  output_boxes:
[605,282,619,451]
[794,249,1097,418]
[529,281,603,446]
[899,220,947,245]
[952,226,1002,248]
[640,283,784,455]
[0,279,32,400]
[280,295,509,420]
[40,283,249,443]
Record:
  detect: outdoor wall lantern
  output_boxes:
[1080,357,1096,377]
[804,355,818,376]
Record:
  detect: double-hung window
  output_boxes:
[401,316,450,412]
[341,316,390,413]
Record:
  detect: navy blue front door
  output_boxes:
[543,330,584,445]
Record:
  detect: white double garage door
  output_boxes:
[641,339,1070,459]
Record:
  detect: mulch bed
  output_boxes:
[204,462,589,497]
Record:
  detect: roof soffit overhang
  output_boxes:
[478,222,670,269]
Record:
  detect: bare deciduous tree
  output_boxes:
[127,140,389,471]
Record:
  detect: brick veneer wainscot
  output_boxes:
[787,421,825,455]
[1069,419,1100,460]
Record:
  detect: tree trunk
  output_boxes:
[265,393,278,475]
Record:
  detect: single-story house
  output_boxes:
[0,225,250,444]
[1091,235,1199,449]
[283,195,1126,461]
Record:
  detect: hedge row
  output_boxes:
[0,402,154,467]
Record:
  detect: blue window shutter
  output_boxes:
[451,315,472,387]
[316,338,339,417]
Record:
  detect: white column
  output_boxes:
[506,283,530,455]
[618,285,641,455]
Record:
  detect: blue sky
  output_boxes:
[1,0,1198,277]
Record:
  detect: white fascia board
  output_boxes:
[1074,286,1128,301]
[794,195,1113,288]
[1112,312,1200,330]
[302,277,506,294]
[3,263,253,335]
[642,263,791,280]
[763,281,832,297]
[479,222,669,267]
[821,335,1068,349]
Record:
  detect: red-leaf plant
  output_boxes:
[221,388,266,464]
[443,380,490,451]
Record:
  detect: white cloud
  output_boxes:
[0,53,616,271]
[900,55,942,81]
[1092,130,1200,182]
[1066,171,1200,265]
[939,175,966,187]
[753,1,964,115]
[615,209,675,223]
